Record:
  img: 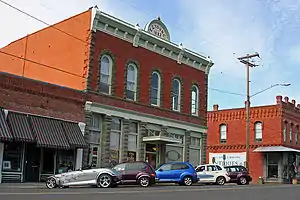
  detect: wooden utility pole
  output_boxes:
[237,52,260,170]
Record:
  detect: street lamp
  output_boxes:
[250,83,291,98]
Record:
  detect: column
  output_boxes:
[184,130,191,162]
[201,133,207,164]
[0,143,4,183]
[138,122,147,161]
[158,143,166,165]
[101,115,112,168]
[82,111,92,167]
[121,119,130,162]
[76,122,86,170]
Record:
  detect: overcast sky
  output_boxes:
[1,0,300,110]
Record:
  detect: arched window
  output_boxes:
[126,63,138,101]
[99,55,112,94]
[290,123,293,143]
[220,124,227,143]
[172,79,181,111]
[283,121,287,143]
[254,122,262,141]
[150,71,161,106]
[296,125,299,145]
[191,85,199,116]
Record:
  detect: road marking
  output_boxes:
[0,184,299,196]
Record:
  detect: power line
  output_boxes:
[0,0,89,45]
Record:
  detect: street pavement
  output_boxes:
[0,184,300,200]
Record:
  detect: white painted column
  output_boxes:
[76,122,86,170]
[0,143,4,183]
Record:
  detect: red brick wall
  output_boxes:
[0,72,85,122]
[88,31,207,126]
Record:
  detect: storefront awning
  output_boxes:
[253,146,300,153]
[6,112,35,143]
[62,121,87,148]
[30,116,70,149]
[0,109,13,141]
[142,136,182,144]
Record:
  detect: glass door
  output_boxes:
[267,153,279,179]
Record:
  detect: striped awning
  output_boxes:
[0,109,13,141]
[30,116,70,149]
[6,112,35,143]
[62,122,87,148]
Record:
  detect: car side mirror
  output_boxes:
[158,168,163,172]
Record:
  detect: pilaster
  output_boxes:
[138,122,147,161]
[184,130,191,162]
[201,132,207,164]
[121,119,130,162]
[101,115,112,168]
[82,111,92,167]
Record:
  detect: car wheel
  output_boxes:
[183,176,193,186]
[216,176,226,185]
[96,173,112,188]
[139,176,150,187]
[238,177,248,185]
[46,177,57,189]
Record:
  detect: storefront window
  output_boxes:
[267,154,279,179]
[41,148,55,174]
[189,148,201,167]
[56,150,75,174]
[128,122,138,162]
[110,118,121,166]
[2,143,22,172]
[166,145,183,162]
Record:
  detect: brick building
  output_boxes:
[207,95,300,183]
[0,72,86,183]
[0,7,213,171]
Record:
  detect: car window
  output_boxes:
[171,163,189,170]
[159,164,172,171]
[239,166,248,172]
[207,165,217,171]
[216,165,223,171]
[196,166,205,172]
[230,167,236,172]
[127,162,147,170]
[113,163,126,171]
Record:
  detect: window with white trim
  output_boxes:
[150,71,161,106]
[110,118,122,165]
[128,122,138,162]
[126,63,138,101]
[254,121,262,141]
[220,124,227,143]
[99,55,112,94]
[296,125,299,145]
[172,79,181,111]
[191,85,199,116]
[290,123,293,143]
[283,122,287,143]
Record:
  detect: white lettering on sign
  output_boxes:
[148,23,167,40]
[209,152,246,167]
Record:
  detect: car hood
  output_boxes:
[51,168,120,178]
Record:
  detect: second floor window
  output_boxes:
[296,126,299,144]
[172,79,181,111]
[290,124,293,143]
[254,122,262,141]
[283,122,287,143]
[220,124,227,143]
[99,55,112,94]
[150,71,161,106]
[191,85,199,116]
[126,63,137,101]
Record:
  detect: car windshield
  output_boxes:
[112,163,126,171]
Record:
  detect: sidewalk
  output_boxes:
[0,182,45,189]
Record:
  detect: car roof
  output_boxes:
[117,161,148,165]
[224,165,246,168]
[166,162,190,165]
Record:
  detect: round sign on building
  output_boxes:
[145,17,171,41]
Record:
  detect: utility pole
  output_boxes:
[237,52,260,170]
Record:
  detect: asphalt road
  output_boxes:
[0,184,300,200]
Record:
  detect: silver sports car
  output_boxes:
[46,167,121,189]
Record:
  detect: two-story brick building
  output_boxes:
[207,96,300,183]
[0,7,213,170]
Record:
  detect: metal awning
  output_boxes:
[7,112,35,143]
[253,146,300,153]
[0,109,13,142]
[62,121,87,148]
[142,136,182,144]
[30,116,70,149]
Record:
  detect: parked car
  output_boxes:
[195,164,230,185]
[155,162,198,186]
[112,161,156,187]
[46,166,121,189]
[224,165,252,185]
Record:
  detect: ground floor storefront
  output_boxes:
[0,108,87,183]
[83,101,207,169]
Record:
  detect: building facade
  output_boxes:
[207,96,300,183]
[0,7,213,171]
[0,73,87,183]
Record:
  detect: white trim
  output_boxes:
[76,122,86,170]
[85,101,207,133]
[150,71,161,106]
[253,146,300,152]
[100,54,113,95]
[191,85,199,116]
[126,63,138,101]
[142,136,182,143]
[0,143,4,183]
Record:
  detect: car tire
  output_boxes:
[238,177,248,185]
[96,173,113,188]
[216,176,226,185]
[182,176,193,186]
[46,177,57,189]
[139,176,150,187]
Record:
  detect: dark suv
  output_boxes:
[224,165,252,185]
[112,161,156,187]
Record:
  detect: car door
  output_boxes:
[206,165,219,182]
[227,167,239,182]
[196,165,210,182]
[112,163,127,181]
[156,164,172,181]
[122,163,141,183]
[170,163,187,181]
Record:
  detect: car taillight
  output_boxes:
[151,173,156,177]
[194,173,197,176]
